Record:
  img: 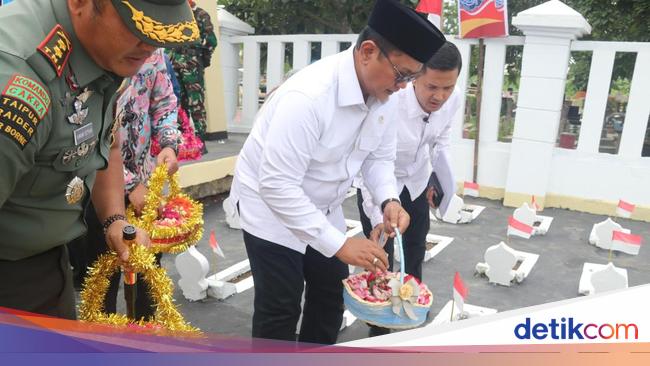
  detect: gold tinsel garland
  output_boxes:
[79,243,199,334]
[126,165,204,254]
[80,166,203,333]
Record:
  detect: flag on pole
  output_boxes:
[531,195,541,211]
[463,181,479,197]
[507,215,533,239]
[416,0,443,29]
[611,230,642,255]
[453,271,468,313]
[616,199,635,218]
[458,0,509,39]
[209,229,225,258]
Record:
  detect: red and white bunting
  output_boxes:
[616,199,635,218]
[507,215,533,239]
[463,181,479,197]
[209,229,225,258]
[611,230,642,255]
[416,0,443,29]
[453,271,468,313]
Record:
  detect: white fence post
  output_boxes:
[479,40,506,145]
[617,50,650,158]
[576,48,616,153]
[504,0,591,207]
[292,39,312,70]
[266,41,286,93]
[241,40,261,131]
[217,7,255,133]
[449,38,473,142]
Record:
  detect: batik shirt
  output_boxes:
[117,49,181,194]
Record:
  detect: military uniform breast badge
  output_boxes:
[65,176,84,204]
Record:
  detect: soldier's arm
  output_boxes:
[199,9,218,60]
[91,131,149,264]
[0,61,52,208]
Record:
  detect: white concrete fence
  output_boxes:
[216,0,650,219]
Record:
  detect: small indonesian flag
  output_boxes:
[531,195,541,211]
[616,200,635,218]
[507,215,533,239]
[611,230,642,255]
[209,229,225,258]
[463,181,479,197]
[453,271,468,313]
[416,0,443,29]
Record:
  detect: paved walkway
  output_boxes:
[150,193,650,343]
[93,133,650,342]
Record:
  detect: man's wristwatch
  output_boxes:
[381,198,401,213]
[102,214,128,234]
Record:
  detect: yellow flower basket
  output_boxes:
[127,165,204,254]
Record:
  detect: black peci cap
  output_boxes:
[368,0,446,63]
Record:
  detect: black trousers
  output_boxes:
[0,245,76,319]
[243,230,348,344]
[79,202,161,320]
[356,186,430,281]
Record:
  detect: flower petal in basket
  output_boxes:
[127,165,204,254]
[342,272,433,330]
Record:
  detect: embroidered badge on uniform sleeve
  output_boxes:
[0,75,51,149]
[37,24,73,77]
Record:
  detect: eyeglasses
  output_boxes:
[377,45,421,84]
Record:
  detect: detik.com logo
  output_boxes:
[514,317,638,340]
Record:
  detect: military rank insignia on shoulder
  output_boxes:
[37,24,72,77]
[0,74,51,149]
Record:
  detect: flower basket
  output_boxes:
[126,165,204,254]
[342,230,433,329]
[343,271,432,329]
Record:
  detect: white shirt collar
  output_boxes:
[337,47,367,108]
[405,82,429,120]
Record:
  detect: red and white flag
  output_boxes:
[531,195,541,212]
[463,181,479,197]
[416,0,443,29]
[452,271,468,313]
[209,229,225,258]
[611,230,642,255]
[616,199,635,218]
[507,215,533,239]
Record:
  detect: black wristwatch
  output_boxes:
[381,198,401,213]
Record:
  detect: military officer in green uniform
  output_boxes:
[0,0,199,319]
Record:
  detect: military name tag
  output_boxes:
[73,123,93,145]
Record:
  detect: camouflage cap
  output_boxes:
[111,0,200,48]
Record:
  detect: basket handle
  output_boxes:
[394,227,405,285]
[140,165,182,226]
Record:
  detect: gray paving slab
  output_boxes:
[151,192,650,343]
[93,134,650,343]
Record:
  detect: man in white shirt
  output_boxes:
[358,41,462,284]
[231,0,445,344]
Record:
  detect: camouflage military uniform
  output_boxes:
[167,5,217,140]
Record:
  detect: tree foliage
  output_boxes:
[220,0,648,41]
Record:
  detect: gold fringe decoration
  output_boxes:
[127,165,204,254]
[79,243,199,334]
[121,1,199,44]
